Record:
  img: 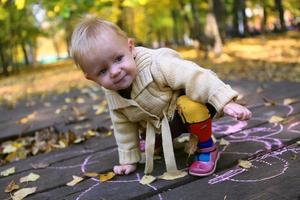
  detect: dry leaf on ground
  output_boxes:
[297,140,300,146]
[159,170,187,180]
[1,167,16,176]
[269,116,284,123]
[219,138,230,146]
[139,175,156,185]
[31,162,49,169]
[66,176,84,186]
[20,173,40,183]
[2,144,17,154]
[17,112,37,124]
[283,98,298,105]
[99,172,115,183]
[238,160,252,169]
[12,187,37,200]
[5,180,20,193]
[84,172,99,178]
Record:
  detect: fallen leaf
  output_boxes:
[99,172,115,183]
[290,154,297,160]
[12,187,37,200]
[159,170,187,180]
[65,98,72,103]
[263,97,276,106]
[76,97,85,104]
[1,167,16,176]
[283,98,298,105]
[238,160,252,169]
[176,134,190,143]
[256,87,264,93]
[18,112,37,124]
[31,162,49,169]
[74,137,85,144]
[93,101,108,115]
[269,116,284,123]
[5,180,20,193]
[219,138,230,146]
[66,176,84,186]
[84,172,99,178]
[297,140,300,146]
[55,109,61,114]
[139,175,156,185]
[20,173,40,183]
[184,134,198,156]
[5,152,18,162]
[3,144,17,154]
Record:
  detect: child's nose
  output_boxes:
[110,66,121,77]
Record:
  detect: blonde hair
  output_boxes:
[70,17,128,69]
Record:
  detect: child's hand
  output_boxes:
[223,101,252,120]
[113,164,137,175]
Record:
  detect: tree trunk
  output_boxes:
[233,0,249,37]
[204,13,223,57]
[0,44,9,76]
[212,0,226,42]
[275,0,286,32]
[21,42,30,65]
[178,0,194,40]
[261,0,267,34]
[171,9,180,46]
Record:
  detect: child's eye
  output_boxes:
[115,55,123,62]
[99,68,107,75]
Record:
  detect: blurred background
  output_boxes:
[0,0,299,106]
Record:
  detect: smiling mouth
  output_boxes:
[114,75,127,84]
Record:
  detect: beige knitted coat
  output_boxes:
[105,47,238,174]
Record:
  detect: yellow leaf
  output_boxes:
[76,97,85,104]
[55,109,61,114]
[158,170,187,180]
[66,176,84,186]
[18,112,37,124]
[93,101,107,115]
[269,116,284,123]
[139,175,156,185]
[219,138,230,146]
[12,187,37,200]
[3,144,17,154]
[5,180,20,193]
[176,134,190,143]
[20,173,40,183]
[74,137,85,144]
[84,172,99,178]
[1,167,16,176]
[283,98,298,105]
[99,172,115,183]
[297,140,300,146]
[31,162,49,169]
[238,160,252,169]
[256,87,264,93]
[15,0,25,10]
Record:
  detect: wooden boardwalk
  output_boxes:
[0,80,300,200]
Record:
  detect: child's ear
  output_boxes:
[127,38,136,54]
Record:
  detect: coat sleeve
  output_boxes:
[153,48,238,113]
[109,109,140,165]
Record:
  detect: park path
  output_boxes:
[0,80,300,200]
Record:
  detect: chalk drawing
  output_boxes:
[42,103,299,199]
[75,154,163,200]
[209,103,300,185]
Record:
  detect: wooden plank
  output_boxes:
[227,80,300,107]
[0,87,105,141]
[146,143,300,200]
[19,111,300,199]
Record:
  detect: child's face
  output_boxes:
[82,32,137,91]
